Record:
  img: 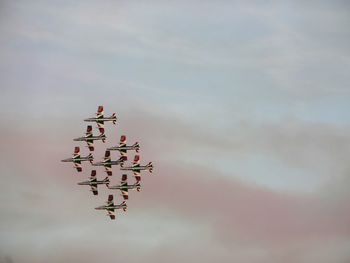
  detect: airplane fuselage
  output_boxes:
[120,165,150,171]
[92,160,122,166]
[61,156,92,163]
[73,135,105,142]
[108,184,138,190]
[95,204,125,210]
[78,180,108,186]
[107,145,137,151]
[84,117,116,122]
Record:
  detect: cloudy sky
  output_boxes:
[0,1,350,262]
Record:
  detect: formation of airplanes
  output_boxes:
[61,106,154,220]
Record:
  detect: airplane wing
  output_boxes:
[107,194,114,205]
[74,162,82,172]
[133,155,140,165]
[87,139,94,151]
[121,174,127,184]
[90,170,97,179]
[120,174,129,199]
[86,125,93,136]
[97,123,104,134]
[73,146,80,157]
[103,151,112,175]
[121,189,129,200]
[119,149,127,157]
[96,106,105,133]
[120,135,127,146]
[107,210,115,220]
[104,150,111,159]
[105,166,112,176]
[91,185,98,195]
[133,171,141,182]
[97,105,104,117]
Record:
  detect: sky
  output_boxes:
[0,0,350,262]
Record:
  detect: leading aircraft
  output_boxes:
[107,135,140,156]
[108,174,141,200]
[120,155,153,181]
[95,194,127,220]
[73,125,106,151]
[61,147,93,172]
[84,106,117,134]
[77,170,110,195]
[92,150,126,176]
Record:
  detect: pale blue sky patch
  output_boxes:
[1,1,350,262]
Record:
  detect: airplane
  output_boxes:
[73,125,106,151]
[92,150,127,176]
[84,106,117,134]
[77,170,110,195]
[107,135,140,156]
[95,194,127,220]
[61,147,93,172]
[108,174,141,200]
[120,155,153,181]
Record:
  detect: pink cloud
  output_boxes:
[135,161,350,247]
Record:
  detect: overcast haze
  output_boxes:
[1,1,350,262]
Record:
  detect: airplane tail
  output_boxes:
[119,156,127,167]
[121,201,127,211]
[133,142,140,152]
[111,113,117,124]
[87,153,94,163]
[147,162,153,173]
[103,177,110,186]
[100,133,106,143]
[135,181,141,192]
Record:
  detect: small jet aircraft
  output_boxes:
[61,147,93,172]
[84,106,117,134]
[120,155,153,181]
[77,170,110,195]
[95,194,127,220]
[108,174,141,200]
[92,150,126,176]
[107,135,140,156]
[73,125,106,151]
